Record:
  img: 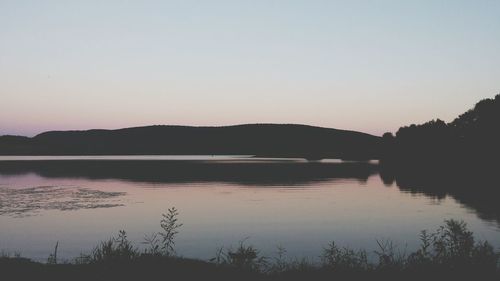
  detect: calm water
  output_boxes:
[0,156,499,262]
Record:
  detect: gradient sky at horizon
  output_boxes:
[1,0,499,137]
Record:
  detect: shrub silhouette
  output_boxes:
[374,239,407,270]
[46,241,59,264]
[2,215,499,280]
[210,239,268,271]
[88,230,139,263]
[321,241,368,270]
[159,207,183,257]
[407,219,498,271]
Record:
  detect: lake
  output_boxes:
[0,156,499,262]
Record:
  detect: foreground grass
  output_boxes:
[1,210,499,281]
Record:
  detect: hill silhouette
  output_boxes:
[0,124,381,160]
[1,95,498,161]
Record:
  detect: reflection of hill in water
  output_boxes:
[0,160,498,225]
[0,160,377,186]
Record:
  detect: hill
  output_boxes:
[0,124,381,160]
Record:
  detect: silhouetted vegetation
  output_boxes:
[1,210,499,281]
[382,94,500,165]
[211,239,269,271]
[159,207,183,257]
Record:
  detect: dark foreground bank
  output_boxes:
[2,255,498,281]
[1,216,499,281]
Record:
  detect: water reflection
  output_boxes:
[0,158,498,261]
[0,159,498,223]
[380,163,500,225]
[0,160,378,185]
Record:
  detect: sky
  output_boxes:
[1,0,499,137]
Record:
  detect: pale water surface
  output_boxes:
[0,156,498,262]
